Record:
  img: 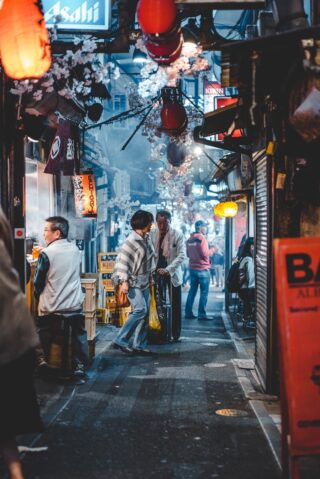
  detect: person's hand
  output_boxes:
[157,268,169,276]
[119,281,129,294]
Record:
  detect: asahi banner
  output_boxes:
[43,0,111,31]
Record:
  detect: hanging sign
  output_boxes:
[73,172,97,218]
[274,237,320,469]
[43,0,111,31]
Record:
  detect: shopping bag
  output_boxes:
[149,285,161,331]
[115,285,130,308]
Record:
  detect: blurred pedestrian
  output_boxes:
[0,207,42,479]
[112,210,155,355]
[150,210,186,341]
[185,220,215,321]
[238,237,255,324]
[34,216,88,377]
[211,248,224,288]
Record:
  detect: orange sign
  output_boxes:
[274,237,320,458]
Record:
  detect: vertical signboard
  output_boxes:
[274,237,320,476]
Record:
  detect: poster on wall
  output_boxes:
[274,237,320,461]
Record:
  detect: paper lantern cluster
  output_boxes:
[214,201,238,218]
[0,0,51,80]
[137,0,182,66]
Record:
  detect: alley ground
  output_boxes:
[2,289,320,478]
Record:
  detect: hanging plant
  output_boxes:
[10,36,119,114]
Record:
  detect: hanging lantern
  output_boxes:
[167,142,187,167]
[137,0,177,35]
[214,201,238,218]
[0,0,51,80]
[145,32,182,58]
[148,37,183,65]
[73,173,97,218]
[161,104,188,135]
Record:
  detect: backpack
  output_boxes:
[226,260,241,293]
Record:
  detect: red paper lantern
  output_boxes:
[161,103,188,135]
[147,35,183,65]
[137,0,177,35]
[0,0,51,80]
[167,142,187,167]
[145,33,182,57]
[73,173,97,218]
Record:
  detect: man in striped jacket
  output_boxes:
[112,210,155,355]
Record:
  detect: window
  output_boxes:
[113,94,127,128]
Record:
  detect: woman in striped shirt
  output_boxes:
[112,210,155,355]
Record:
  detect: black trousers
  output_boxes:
[156,276,182,341]
[37,313,88,369]
[171,284,182,340]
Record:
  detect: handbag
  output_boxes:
[115,285,130,308]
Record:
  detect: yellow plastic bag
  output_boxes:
[149,285,161,331]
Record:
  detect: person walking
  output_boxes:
[211,248,225,288]
[185,220,215,321]
[150,210,186,341]
[0,207,42,479]
[238,237,255,325]
[34,216,88,376]
[112,210,155,355]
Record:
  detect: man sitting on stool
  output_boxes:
[34,216,88,377]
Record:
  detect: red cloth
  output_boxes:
[44,120,80,175]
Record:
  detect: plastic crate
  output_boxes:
[96,308,110,323]
[113,306,132,327]
[97,252,117,272]
[105,290,117,310]
[99,272,114,291]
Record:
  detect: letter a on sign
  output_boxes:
[274,237,320,477]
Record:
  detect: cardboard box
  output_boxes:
[98,252,117,272]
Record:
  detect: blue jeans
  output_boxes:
[185,269,210,319]
[115,287,150,350]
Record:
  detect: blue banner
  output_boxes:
[43,0,111,31]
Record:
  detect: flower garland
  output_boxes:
[136,41,209,99]
[11,37,120,106]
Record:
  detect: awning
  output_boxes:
[200,102,240,137]
[194,100,250,155]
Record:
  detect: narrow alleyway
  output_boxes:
[0,290,283,479]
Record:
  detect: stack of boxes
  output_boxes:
[97,252,131,326]
[80,277,97,358]
[97,253,117,323]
